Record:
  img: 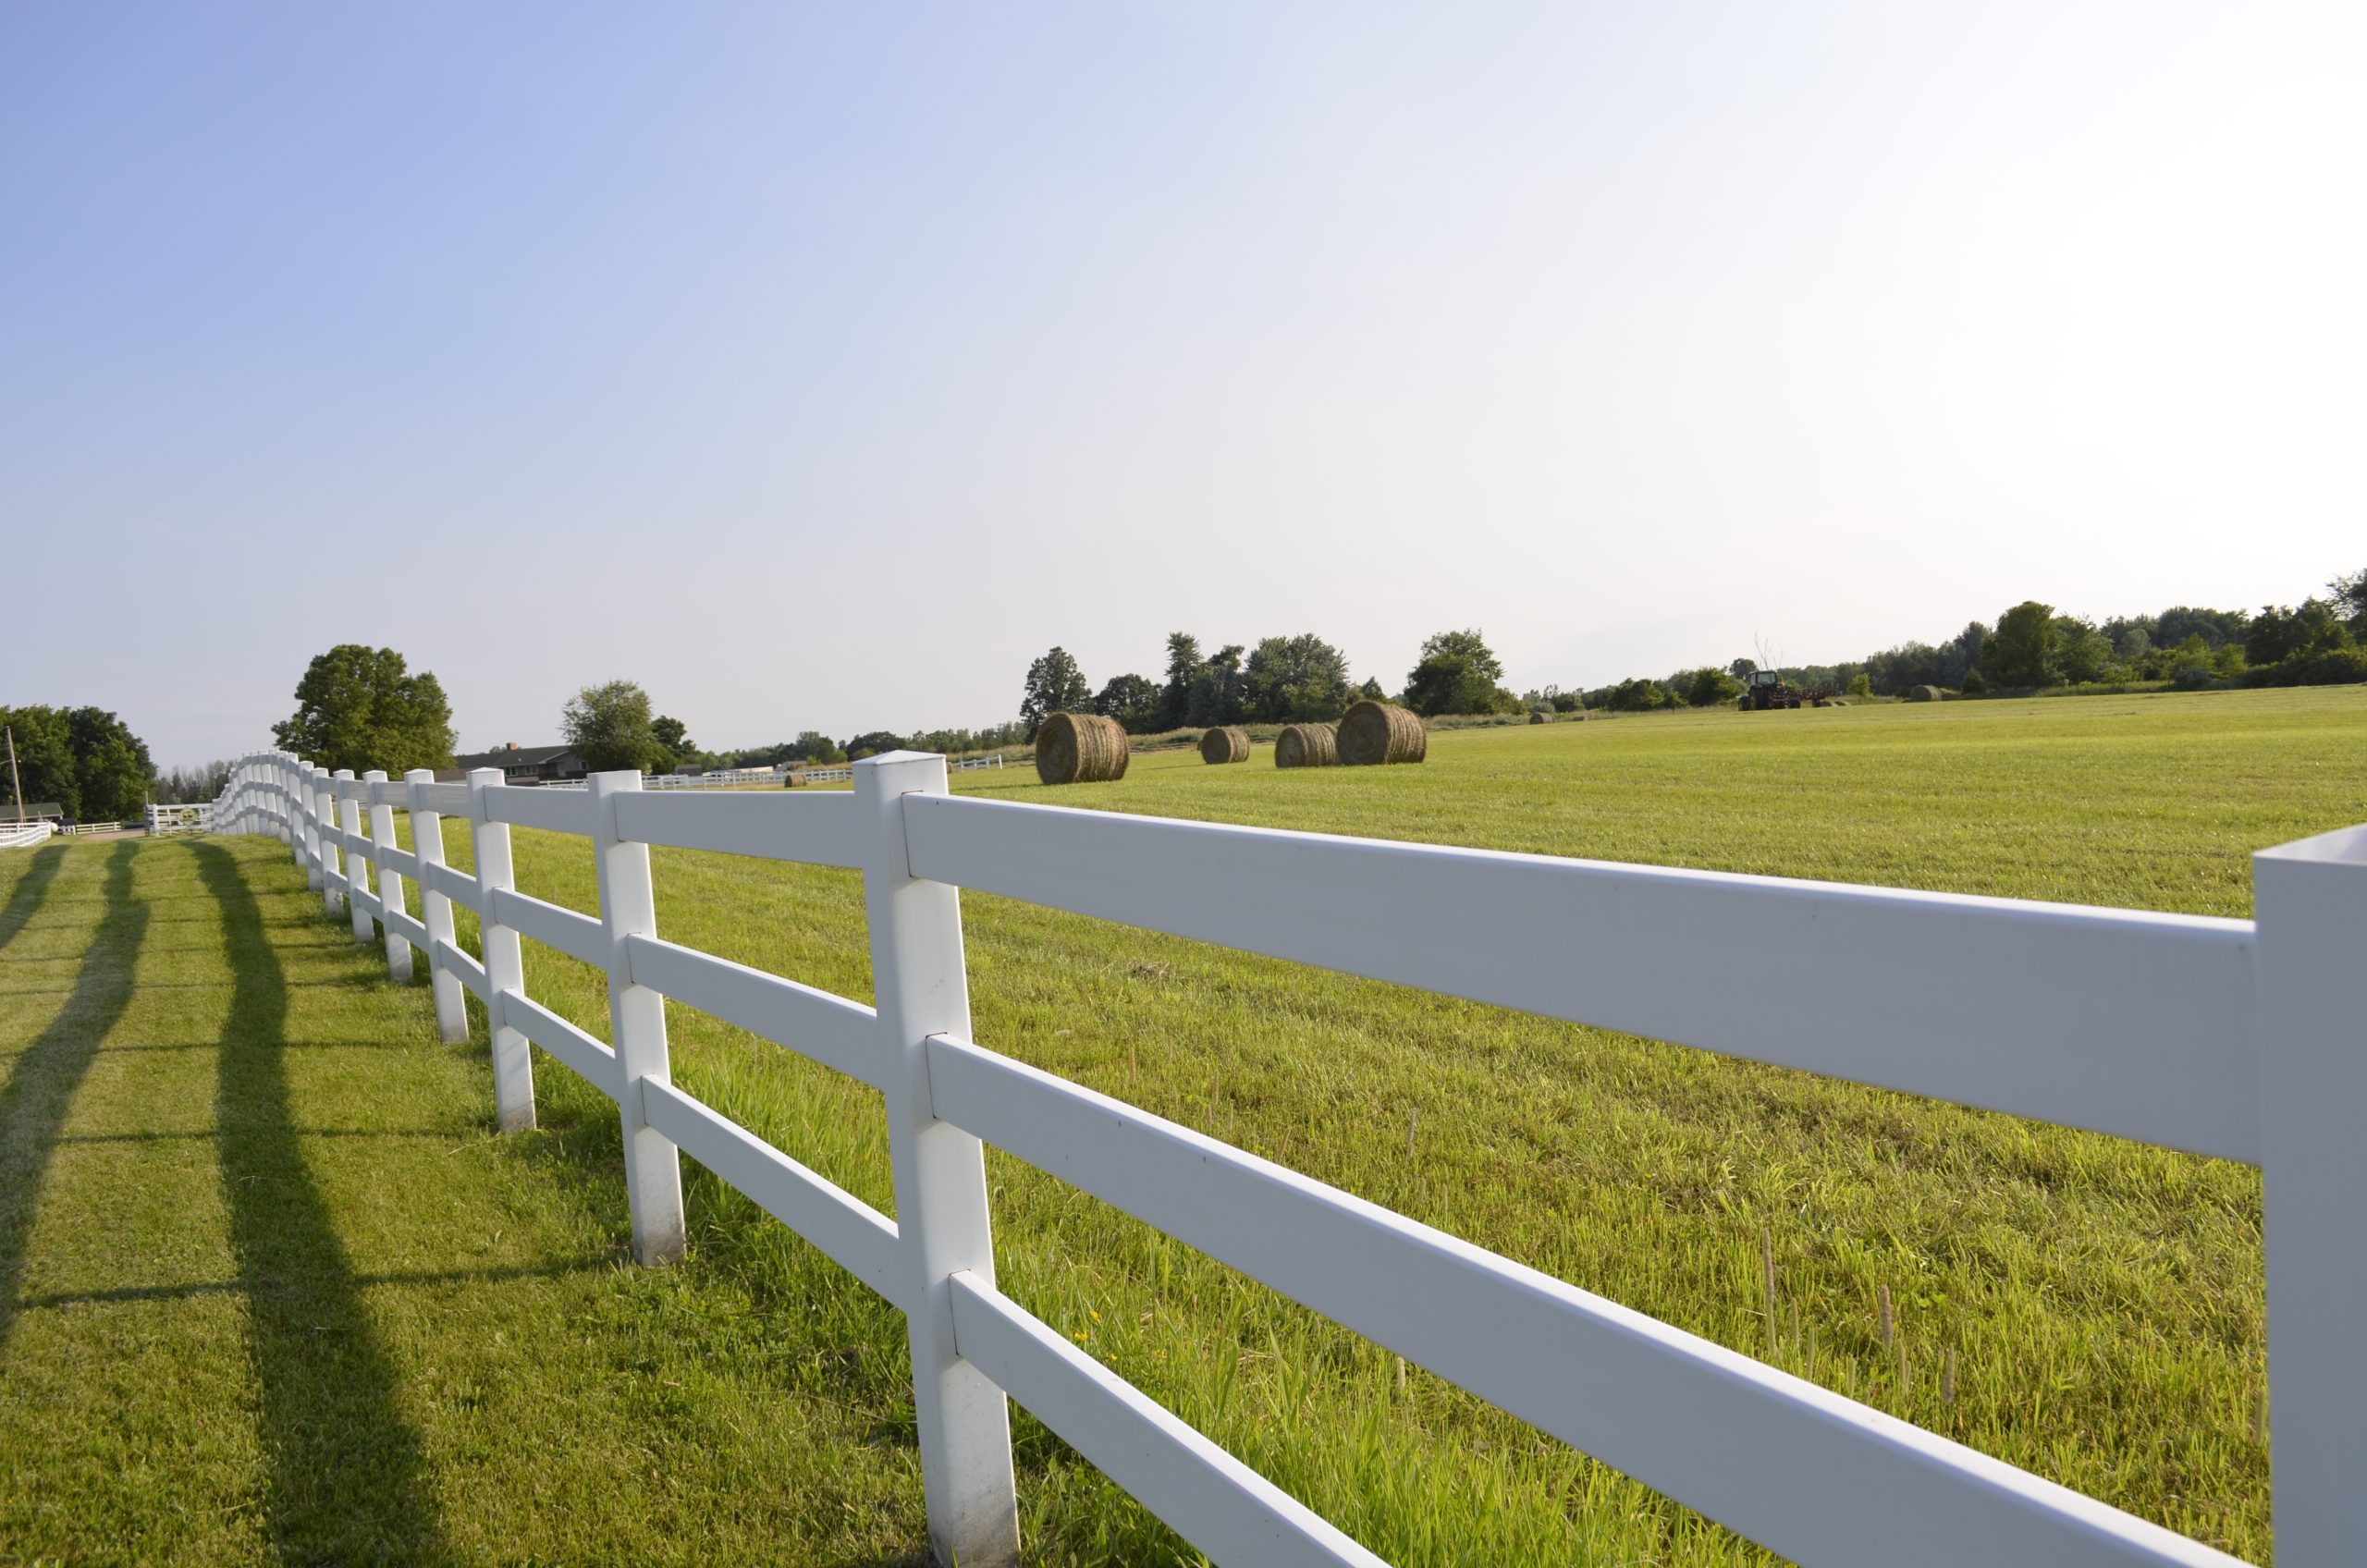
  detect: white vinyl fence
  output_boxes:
[147,802,213,836]
[0,819,55,851]
[202,748,2362,1568]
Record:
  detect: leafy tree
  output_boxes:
[1159,633,1203,730]
[842,731,905,760]
[2332,570,2367,631]
[271,644,456,775]
[1243,634,1354,723]
[2052,616,2117,684]
[561,680,669,773]
[651,715,704,769]
[1938,622,1990,689]
[1093,674,1163,734]
[0,705,155,821]
[1727,657,1758,680]
[1184,644,1249,727]
[1597,677,1678,712]
[1675,667,1743,707]
[1404,629,1508,717]
[1020,647,1093,741]
[1357,677,1386,701]
[2154,606,2250,650]
[1981,602,2061,688]
[1847,672,1874,698]
[2247,599,2351,668]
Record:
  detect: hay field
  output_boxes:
[460,686,2364,1563]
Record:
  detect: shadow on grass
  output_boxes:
[0,840,69,951]
[196,839,452,1562]
[0,840,144,1364]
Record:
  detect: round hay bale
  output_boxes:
[1528,709,1550,725]
[1035,712,1130,785]
[1273,722,1338,769]
[1199,726,1250,765]
[1337,700,1428,766]
[1907,684,1944,703]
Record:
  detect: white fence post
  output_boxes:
[590,769,685,1267]
[300,761,325,890]
[363,769,414,984]
[407,768,469,1045]
[466,768,537,1133]
[2256,824,2367,1564]
[318,767,347,915]
[336,770,372,943]
[282,753,305,864]
[855,751,1020,1568]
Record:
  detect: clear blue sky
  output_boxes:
[4,3,2361,766]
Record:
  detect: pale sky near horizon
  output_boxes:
[4,3,2361,767]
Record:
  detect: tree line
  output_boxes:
[1576,568,2367,711]
[129,569,2367,815]
[1014,628,1535,741]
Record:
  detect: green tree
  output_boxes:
[1357,676,1385,700]
[2247,599,2351,667]
[1847,672,1874,698]
[1158,633,1203,730]
[651,715,699,769]
[561,680,668,773]
[1093,674,1163,733]
[1981,602,2061,688]
[1243,634,1354,723]
[1403,629,1508,717]
[0,705,156,822]
[2332,570,2367,631]
[2052,617,2117,684]
[842,731,905,760]
[1675,667,1744,708]
[1184,644,1248,726]
[67,708,155,819]
[1020,647,1093,741]
[271,644,457,775]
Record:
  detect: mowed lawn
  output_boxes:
[6,687,2364,1564]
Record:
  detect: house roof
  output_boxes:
[6,802,64,819]
[452,745,581,770]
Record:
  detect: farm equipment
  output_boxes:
[1737,669,1830,711]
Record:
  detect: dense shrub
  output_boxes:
[2247,646,2367,688]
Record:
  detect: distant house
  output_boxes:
[5,802,64,822]
[438,743,588,785]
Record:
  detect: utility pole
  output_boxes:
[6,726,20,825]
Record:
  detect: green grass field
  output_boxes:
[6,686,2364,1564]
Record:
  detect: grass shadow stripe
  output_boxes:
[196,839,454,1563]
[0,841,148,1365]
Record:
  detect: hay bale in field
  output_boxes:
[1273,722,1338,768]
[1528,709,1550,725]
[1337,700,1428,766]
[1907,684,1945,703]
[1199,726,1250,765]
[1035,712,1131,785]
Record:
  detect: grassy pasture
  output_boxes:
[471,686,2359,1563]
[3,686,2361,1563]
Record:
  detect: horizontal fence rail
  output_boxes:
[199,746,2358,1567]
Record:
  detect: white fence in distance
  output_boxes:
[0,819,54,850]
[147,802,213,836]
[202,747,2357,1568]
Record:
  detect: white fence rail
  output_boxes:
[202,747,2355,1568]
[147,802,213,836]
[0,820,55,851]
